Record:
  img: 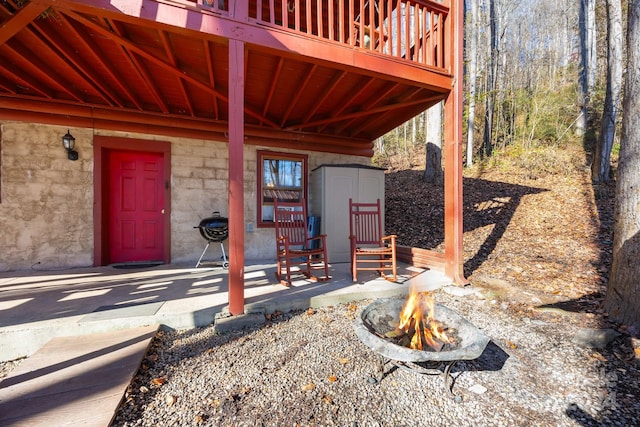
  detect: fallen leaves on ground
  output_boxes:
[151,377,167,386]
[384,143,614,324]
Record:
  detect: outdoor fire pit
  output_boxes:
[354,295,490,395]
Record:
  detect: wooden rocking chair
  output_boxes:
[349,198,397,283]
[274,199,330,286]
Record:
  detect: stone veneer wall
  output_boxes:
[0,122,94,271]
[0,121,370,271]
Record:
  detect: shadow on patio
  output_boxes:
[0,260,450,362]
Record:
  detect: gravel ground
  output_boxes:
[108,285,640,427]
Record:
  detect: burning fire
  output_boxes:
[396,290,451,351]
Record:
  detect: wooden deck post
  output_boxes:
[443,0,467,285]
[228,38,245,314]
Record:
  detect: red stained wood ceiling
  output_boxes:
[0,0,452,155]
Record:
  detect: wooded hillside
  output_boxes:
[375,0,640,327]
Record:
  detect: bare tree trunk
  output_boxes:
[604,0,640,329]
[482,0,499,157]
[423,101,443,184]
[403,122,408,156]
[466,0,479,167]
[411,116,417,145]
[577,0,597,136]
[375,136,385,154]
[592,0,623,183]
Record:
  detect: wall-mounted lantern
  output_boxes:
[62,130,78,161]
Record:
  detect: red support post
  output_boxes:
[443,0,467,285]
[228,39,246,314]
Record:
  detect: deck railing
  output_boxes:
[192,0,449,71]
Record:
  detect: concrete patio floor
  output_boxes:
[0,260,452,362]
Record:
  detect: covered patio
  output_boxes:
[0,0,465,316]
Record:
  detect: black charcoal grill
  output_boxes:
[194,212,229,268]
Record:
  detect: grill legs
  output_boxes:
[195,241,229,269]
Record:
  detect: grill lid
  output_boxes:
[195,211,229,242]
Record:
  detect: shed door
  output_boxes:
[108,150,165,263]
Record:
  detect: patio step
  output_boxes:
[0,300,217,362]
[0,324,158,427]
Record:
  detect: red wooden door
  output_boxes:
[108,150,165,263]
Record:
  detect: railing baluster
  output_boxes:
[242,0,449,70]
[270,0,275,24]
[316,0,322,38]
[421,7,427,64]
[338,0,344,43]
[368,0,374,50]
[377,0,384,53]
[414,4,420,62]
[356,0,362,46]
[405,2,410,60]
[428,12,437,66]
[387,0,392,54]
[282,0,288,28]
[306,0,311,35]
[395,1,401,57]
[440,12,446,68]
[349,0,355,46]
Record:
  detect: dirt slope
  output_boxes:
[383,144,615,323]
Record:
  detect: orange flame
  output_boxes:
[398,290,450,351]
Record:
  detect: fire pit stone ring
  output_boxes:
[354,297,491,397]
[354,297,490,363]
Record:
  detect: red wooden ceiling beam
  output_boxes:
[280,63,317,128]
[64,8,281,128]
[0,56,54,98]
[294,94,443,131]
[318,76,376,133]
[0,75,16,94]
[0,96,371,149]
[107,17,170,114]
[4,40,86,103]
[261,56,284,124]
[203,39,220,120]
[334,80,401,134]
[348,86,429,136]
[42,0,452,90]
[59,12,142,110]
[302,69,346,123]
[0,1,49,45]
[29,17,120,107]
[160,29,194,116]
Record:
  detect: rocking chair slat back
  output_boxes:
[350,200,384,245]
[273,199,330,286]
[349,198,397,283]
[275,205,308,247]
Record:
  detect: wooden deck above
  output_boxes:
[0,0,456,155]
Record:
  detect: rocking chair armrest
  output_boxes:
[277,235,290,247]
[307,234,326,241]
[306,234,327,246]
[381,234,397,246]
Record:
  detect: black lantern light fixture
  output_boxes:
[62,130,78,161]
